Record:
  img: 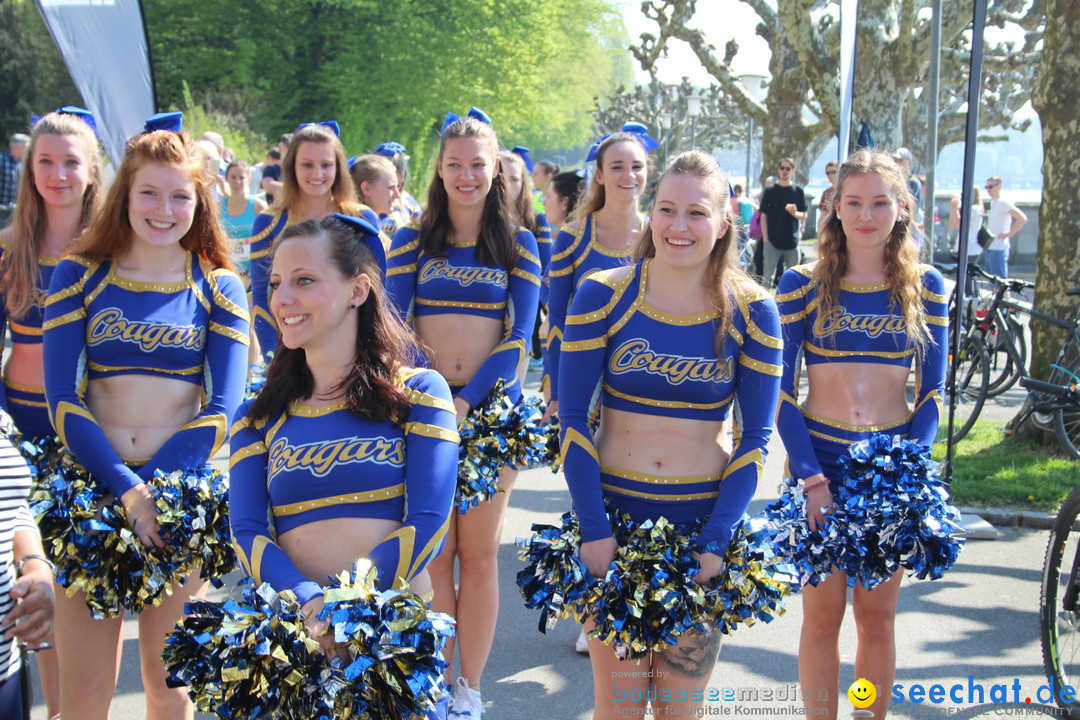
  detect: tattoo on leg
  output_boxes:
[658,630,722,680]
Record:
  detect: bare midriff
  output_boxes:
[87,374,202,461]
[802,362,912,427]
[595,406,732,477]
[415,313,503,386]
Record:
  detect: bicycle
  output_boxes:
[1040,477,1080,714]
[934,262,992,445]
[963,263,1032,398]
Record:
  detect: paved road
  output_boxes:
[27,371,1063,720]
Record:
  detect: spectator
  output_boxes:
[816,161,838,234]
[759,157,807,288]
[0,134,30,229]
[532,159,559,214]
[984,176,1027,279]
[891,147,921,206]
[260,133,293,203]
[732,183,756,244]
[195,139,228,202]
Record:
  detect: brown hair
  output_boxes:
[419,117,516,269]
[815,148,929,350]
[498,150,539,236]
[70,129,233,270]
[3,113,104,317]
[271,124,360,218]
[634,150,752,350]
[250,216,414,423]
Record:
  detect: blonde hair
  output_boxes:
[634,150,751,348]
[815,148,929,350]
[273,124,360,217]
[349,154,396,208]
[3,113,104,318]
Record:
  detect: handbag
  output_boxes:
[977,224,994,250]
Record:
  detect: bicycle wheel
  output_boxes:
[1052,358,1080,460]
[938,336,990,444]
[985,315,1027,398]
[1041,485,1080,715]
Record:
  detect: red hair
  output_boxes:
[71,130,233,270]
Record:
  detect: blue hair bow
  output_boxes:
[296,120,341,137]
[373,141,407,157]
[586,121,659,163]
[347,155,358,169]
[440,107,492,135]
[144,112,183,133]
[332,213,387,275]
[511,146,533,172]
[31,106,99,134]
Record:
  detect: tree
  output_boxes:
[591,76,748,164]
[0,0,83,141]
[630,0,1042,185]
[144,0,631,193]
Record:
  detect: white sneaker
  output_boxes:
[575,627,590,654]
[448,676,484,718]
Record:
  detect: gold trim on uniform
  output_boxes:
[600,465,723,485]
[404,422,460,443]
[800,407,912,433]
[273,485,406,516]
[738,355,783,376]
[603,384,734,410]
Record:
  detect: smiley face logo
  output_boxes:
[848,678,876,709]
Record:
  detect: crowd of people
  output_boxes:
[0,104,975,720]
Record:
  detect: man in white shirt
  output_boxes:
[984,176,1027,279]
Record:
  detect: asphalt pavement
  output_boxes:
[26,368,1066,720]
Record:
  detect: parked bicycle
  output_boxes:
[1040,477,1080,714]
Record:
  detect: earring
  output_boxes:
[349,303,357,309]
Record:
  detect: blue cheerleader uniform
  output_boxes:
[0,239,59,441]
[229,367,459,604]
[546,212,641,407]
[774,264,949,481]
[558,259,783,553]
[385,223,541,409]
[42,254,250,498]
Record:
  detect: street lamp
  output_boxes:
[738,73,767,190]
[657,112,672,169]
[686,94,702,149]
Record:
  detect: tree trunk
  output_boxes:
[1015,0,1080,442]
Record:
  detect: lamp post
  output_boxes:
[686,94,702,149]
[738,73,766,191]
[658,112,672,169]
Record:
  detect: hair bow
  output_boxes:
[347,155,358,170]
[440,107,492,135]
[296,120,341,137]
[511,146,533,172]
[586,121,659,163]
[332,213,387,275]
[373,141,407,157]
[31,106,99,134]
[144,112,183,133]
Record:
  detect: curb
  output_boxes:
[959,505,1057,531]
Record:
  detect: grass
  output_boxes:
[934,420,1080,512]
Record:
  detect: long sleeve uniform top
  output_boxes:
[0,237,59,410]
[558,259,783,553]
[384,223,541,408]
[42,253,250,497]
[774,263,949,481]
[229,367,459,606]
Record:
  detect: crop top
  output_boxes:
[385,224,541,408]
[229,367,459,605]
[774,263,949,481]
[42,253,250,498]
[0,238,59,409]
[558,259,783,552]
[547,213,640,403]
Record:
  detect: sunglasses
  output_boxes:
[826,169,837,176]
[779,165,794,171]
[985,183,999,189]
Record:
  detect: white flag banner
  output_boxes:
[34,0,155,165]
[838,0,858,160]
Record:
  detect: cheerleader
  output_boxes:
[42,123,249,720]
[373,141,422,229]
[0,108,104,719]
[350,153,402,235]
[558,151,781,718]
[775,148,947,720]
[247,122,367,359]
[385,111,540,720]
[544,124,653,421]
[229,214,457,718]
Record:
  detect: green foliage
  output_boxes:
[933,421,1080,512]
[172,82,268,165]
[143,0,630,195]
[0,0,83,141]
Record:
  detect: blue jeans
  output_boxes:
[984,248,1009,279]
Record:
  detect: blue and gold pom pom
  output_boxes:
[766,434,964,590]
[456,380,558,513]
[164,564,453,720]
[517,510,792,660]
[28,454,235,618]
